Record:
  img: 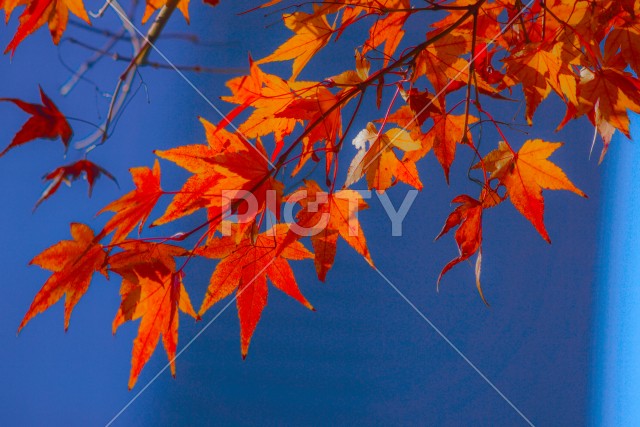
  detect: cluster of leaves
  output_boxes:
[3,0,640,388]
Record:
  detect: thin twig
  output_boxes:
[60,30,126,96]
[111,54,247,74]
[75,0,181,151]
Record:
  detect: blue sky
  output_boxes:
[0,1,612,425]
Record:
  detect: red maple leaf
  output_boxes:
[0,87,72,157]
[35,159,118,210]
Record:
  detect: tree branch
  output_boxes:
[75,0,181,151]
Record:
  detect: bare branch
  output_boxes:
[75,0,181,151]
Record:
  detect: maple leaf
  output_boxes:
[479,139,586,242]
[2,0,90,55]
[330,49,370,87]
[110,242,198,389]
[196,224,313,357]
[257,7,334,80]
[18,223,108,332]
[345,122,423,192]
[142,0,220,24]
[436,195,483,295]
[153,118,283,229]
[384,90,440,152]
[404,111,477,183]
[275,85,342,175]
[362,0,410,66]
[504,42,578,125]
[576,66,640,140]
[142,0,187,24]
[98,160,162,244]
[436,190,501,304]
[605,24,640,77]
[35,159,118,210]
[279,180,373,281]
[222,59,319,156]
[413,31,471,93]
[0,87,72,157]
[473,42,506,85]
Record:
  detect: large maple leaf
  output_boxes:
[279,180,373,281]
[221,59,318,155]
[504,42,578,125]
[2,0,89,55]
[362,0,410,66]
[257,7,334,80]
[413,31,470,93]
[480,139,586,242]
[153,118,283,228]
[0,87,72,156]
[98,160,163,244]
[196,224,313,357]
[18,223,108,332]
[109,242,198,389]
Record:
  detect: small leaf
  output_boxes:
[19,223,108,333]
[98,160,162,244]
[35,160,118,210]
[0,87,72,156]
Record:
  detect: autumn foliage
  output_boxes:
[2,0,639,388]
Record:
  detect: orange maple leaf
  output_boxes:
[110,242,198,389]
[18,223,108,332]
[2,0,89,55]
[275,85,342,174]
[413,31,470,92]
[330,49,370,87]
[153,118,283,228]
[196,224,313,357]
[504,42,578,125]
[576,66,640,140]
[142,0,189,24]
[362,0,410,66]
[257,7,334,80]
[345,122,423,192]
[405,111,477,183]
[480,139,586,242]
[0,87,72,156]
[98,160,163,244]
[35,159,118,210]
[222,59,319,155]
[142,0,220,24]
[279,180,373,281]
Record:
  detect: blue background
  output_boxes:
[0,1,616,425]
